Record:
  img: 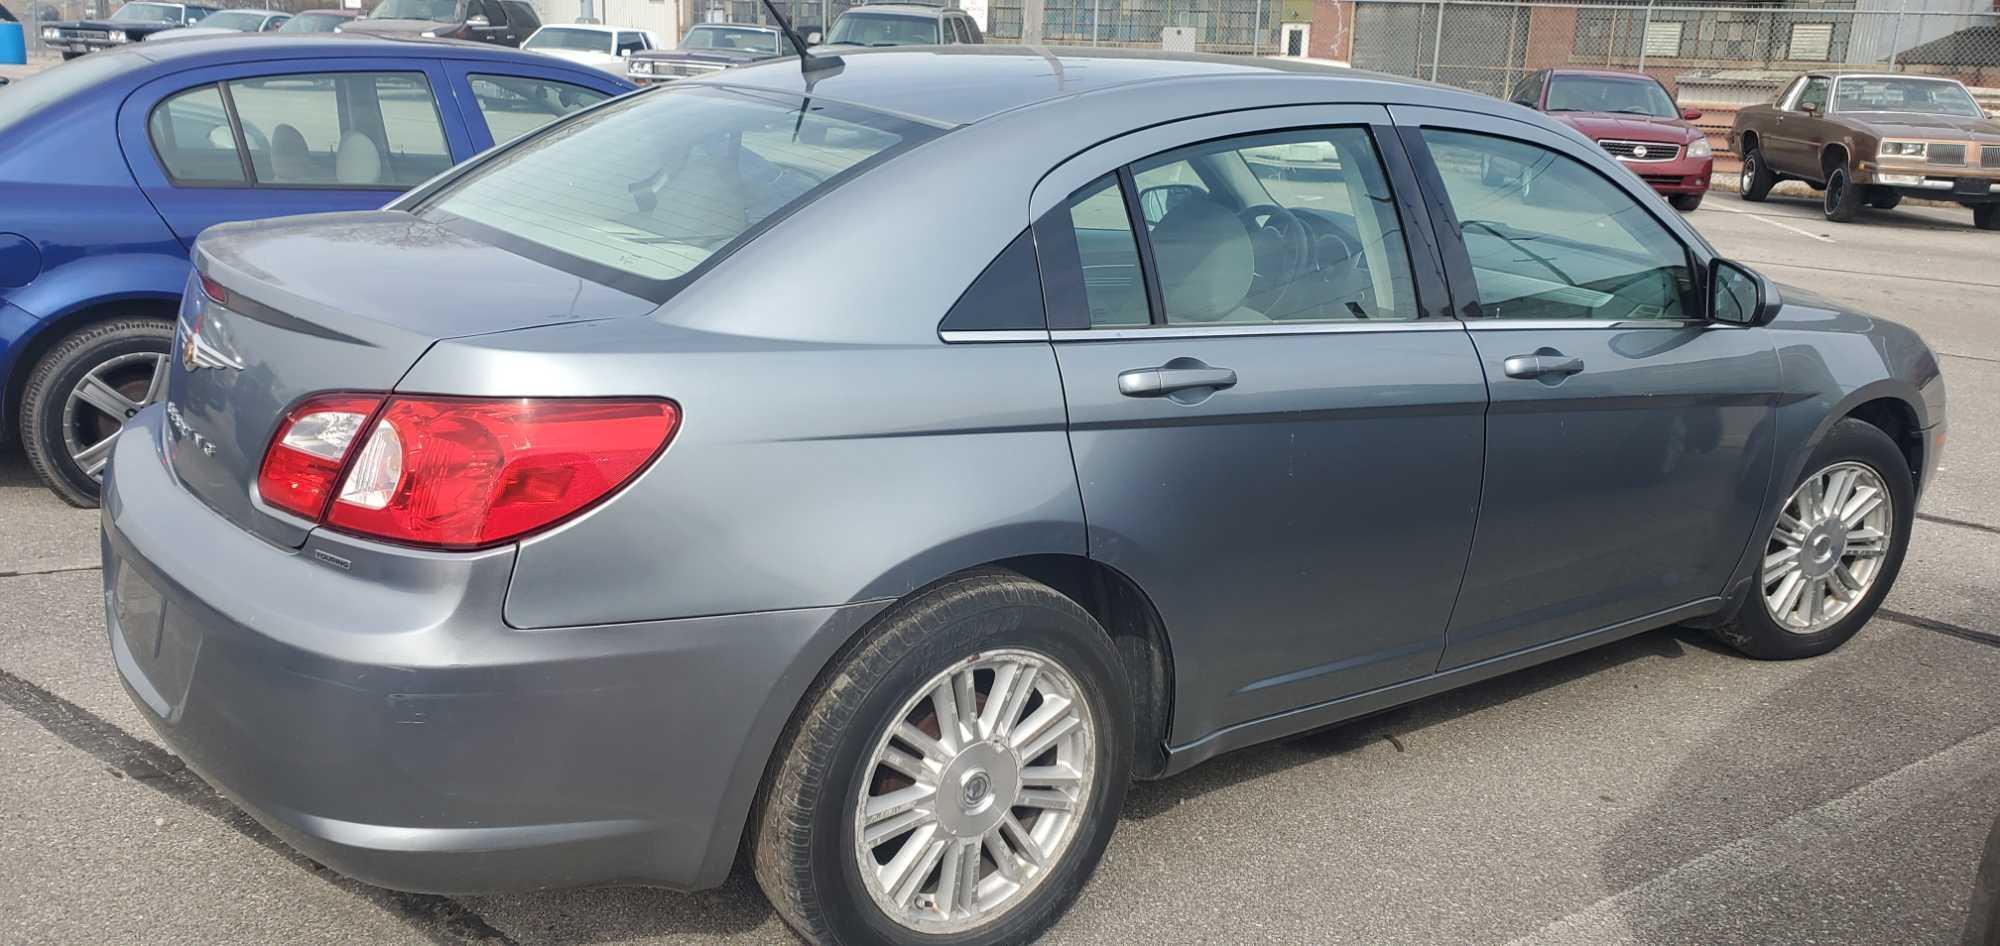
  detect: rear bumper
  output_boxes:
[102,407,885,893]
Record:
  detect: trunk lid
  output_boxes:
[170,210,658,547]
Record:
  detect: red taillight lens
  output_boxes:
[322,397,677,549]
[257,393,385,520]
[199,274,229,305]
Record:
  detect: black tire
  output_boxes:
[1669,192,1704,212]
[1867,189,1903,210]
[60,51,83,61]
[752,570,1133,946]
[1709,418,1915,660]
[1738,146,1776,202]
[1975,204,2000,231]
[18,318,174,508]
[1822,165,1862,222]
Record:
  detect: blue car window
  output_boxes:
[227,72,450,188]
[467,74,609,145]
[1421,128,1695,321]
[148,83,248,185]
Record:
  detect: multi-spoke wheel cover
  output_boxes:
[1762,461,1893,634]
[853,648,1096,934]
[60,351,168,481]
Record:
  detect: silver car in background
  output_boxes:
[103,48,1944,946]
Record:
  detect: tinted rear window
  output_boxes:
[420,86,938,301]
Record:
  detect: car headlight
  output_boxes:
[1688,138,1712,159]
[1881,140,1928,158]
[41,26,57,39]
[420,29,437,37]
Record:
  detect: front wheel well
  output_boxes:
[4,297,178,441]
[1843,397,1923,489]
[997,554,1175,780]
[1822,143,1851,179]
[1739,130,1760,155]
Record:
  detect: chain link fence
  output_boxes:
[1344,0,2000,106]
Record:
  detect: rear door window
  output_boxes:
[148,83,248,184]
[467,73,609,144]
[226,72,451,188]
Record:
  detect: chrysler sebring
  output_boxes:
[102,47,1944,946]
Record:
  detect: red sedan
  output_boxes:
[1509,67,1715,210]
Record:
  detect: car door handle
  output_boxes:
[1117,364,1238,397]
[1502,352,1585,379]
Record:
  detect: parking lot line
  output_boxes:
[1504,719,2000,946]
[1704,203,1838,244]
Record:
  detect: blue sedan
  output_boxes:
[0,34,632,504]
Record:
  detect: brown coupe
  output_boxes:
[1729,72,2000,228]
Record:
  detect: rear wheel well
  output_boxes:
[998,554,1175,780]
[4,297,177,442]
[1844,397,1923,489]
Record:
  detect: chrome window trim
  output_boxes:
[1464,318,1728,331]
[937,329,1052,343]
[1048,321,1462,342]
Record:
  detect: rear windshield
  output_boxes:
[0,53,144,136]
[525,27,610,52]
[682,24,786,55]
[369,0,457,20]
[420,86,937,301]
[826,12,939,46]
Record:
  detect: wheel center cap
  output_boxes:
[934,741,1019,839]
[1803,524,1846,578]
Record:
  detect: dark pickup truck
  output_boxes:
[624,22,799,84]
[40,1,218,58]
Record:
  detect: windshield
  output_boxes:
[1545,75,1678,118]
[369,0,457,21]
[196,9,263,29]
[1833,76,1983,117]
[422,86,935,300]
[525,27,611,52]
[825,11,937,46]
[111,2,181,21]
[681,24,783,54]
[279,11,343,31]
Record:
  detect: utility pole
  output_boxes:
[1253,0,1263,54]
[1430,0,1445,81]
[1022,0,1043,44]
[1637,0,1654,71]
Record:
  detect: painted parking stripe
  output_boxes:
[1705,202,1838,244]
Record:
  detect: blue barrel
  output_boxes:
[0,22,26,67]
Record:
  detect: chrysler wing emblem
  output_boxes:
[178,315,245,373]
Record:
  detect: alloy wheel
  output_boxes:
[1741,156,1755,192]
[1824,169,1846,218]
[60,351,167,480]
[854,648,1096,934]
[1762,461,1893,634]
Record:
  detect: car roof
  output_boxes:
[841,3,951,15]
[102,31,569,66]
[1547,67,1660,80]
[707,45,1425,127]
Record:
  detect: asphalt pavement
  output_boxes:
[4,194,2000,945]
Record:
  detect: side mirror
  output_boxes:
[1138,183,1204,226]
[466,14,489,27]
[1680,107,1702,121]
[1709,258,1778,326]
[1799,101,1819,115]
[805,29,821,45]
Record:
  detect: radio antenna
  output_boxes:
[759,0,842,77]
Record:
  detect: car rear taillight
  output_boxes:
[258,393,385,520]
[257,394,677,549]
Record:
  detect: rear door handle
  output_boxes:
[1118,364,1238,398]
[1502,352,1585,379]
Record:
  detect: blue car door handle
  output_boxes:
[1118,364,1238,397]
[1502,352,1585,379]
